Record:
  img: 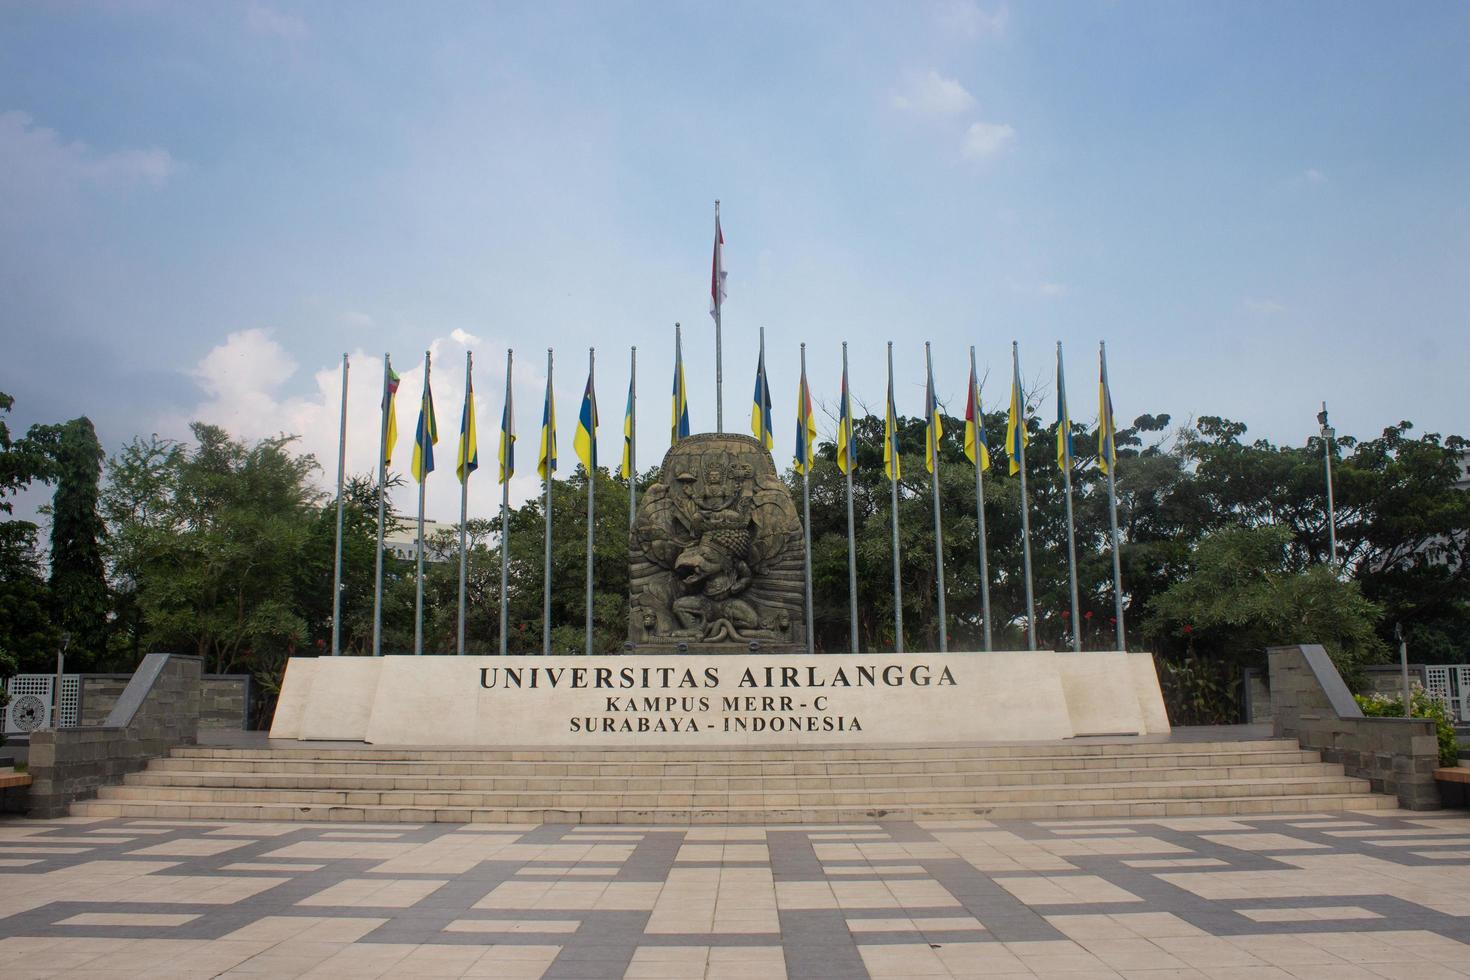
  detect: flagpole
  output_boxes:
[969,347,992,652]
[373,354,391,657]
[1058,342,1082,653]
[414,349,430,657]
[457,350,472,656]
[799,344,815,655]
[925,342,947,653]
[500,349,513,657]
[543,347,554,657]
[585,347,595,657]
[1013,341,1037,651]
[842,342,858,654]
[628,346,637,531]
[887,342,904,654]
[714,199,723,433]
[331,353,349,656]
[1102,341,1127,650]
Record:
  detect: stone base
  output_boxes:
[270,650,1170,747]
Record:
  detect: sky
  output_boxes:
[3,1,1468,525]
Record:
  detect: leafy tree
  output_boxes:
[0,392,57,676]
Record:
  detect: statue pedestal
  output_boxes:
[269,651,1169,747]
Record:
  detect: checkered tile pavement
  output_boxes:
[1,809,1467,978]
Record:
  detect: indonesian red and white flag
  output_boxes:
[710,213,727,320]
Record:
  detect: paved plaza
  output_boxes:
[0,809,1467,979]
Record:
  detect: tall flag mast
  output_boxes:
[1098,341,1126,650]
[456,350,479,656]
[498,349,514,656]
[623,347,636,531]
[538,349,556,655]
[884,342,904,653]
[750,327,773,451]
[711,201,726,432]
[1056,342,1082,652]
[924,343,947,653]
[574,349,599,656]
[331,353,349,656]
[837,342,859,653]
[411,350,438,656]
[1006,341,1037,650]
[964,347,993,651]
[794,344,817,655]
[671,323,690,446]
[372,354,399,657]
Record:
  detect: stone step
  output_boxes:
[96,775,1374,808]
[167,737,1298,763]
[124,760,1346,792]
[69,791,1399,824]
[148,748,1321,777]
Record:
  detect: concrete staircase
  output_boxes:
[69,738,1397,823]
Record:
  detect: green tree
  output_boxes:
[0,392,57,677]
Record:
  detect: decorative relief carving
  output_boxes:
[628,433,804,652]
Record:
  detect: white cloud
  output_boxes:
[936,1,1009,39]
[450,328,482,347]
[0,110,178,191]
[1244,297,1286,315]
[342,311,374,328]
[889,70,976,117]
[961,120,1015,160]
[247,3,309,41]
[1304,168,1326,183]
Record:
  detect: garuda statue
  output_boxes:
[627,433,805,652]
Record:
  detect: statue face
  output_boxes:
[675,541,725,589]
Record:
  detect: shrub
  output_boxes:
[1355,687,1458,767]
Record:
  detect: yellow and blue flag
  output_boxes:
[411,373,438,483]
[1098,345,1117,476]
[574,372,598,472]
[751,344,774,451]
[620,375,634,480]
[1055,345,1073,472]
[836,358,856,475]
[924,356,944,474]
[498,382,514,485]
[382,361,401,468]
[793,364,817,475]
[883,379,901,482]
[457,369,478,484]
[1005,351,1027,476]
[537,378,556,480]
[671,333,690,444]
[963,361,990,472]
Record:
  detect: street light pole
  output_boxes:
[1318,402,1338,568]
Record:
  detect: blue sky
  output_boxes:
[3,1,1468,521]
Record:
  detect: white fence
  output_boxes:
[1425,664,1470,725]
[3,675,80,735]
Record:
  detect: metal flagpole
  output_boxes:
[373,354,391,657]
[1057,342,1082,652]
[332,353,349,656]
[1013,342,1037,651]
[585,347,595,657]
[414,350,430,657]
[1101,341,1126,650]
[628,346,637,530]
[888,342,904,654]
[970,347,993,652]
[925,343,947,653]
[543,348,554,656]
[457,350,472,656]
[799,344,815,655]
[500,349,513,656]
[1319,402,1339,568]
[842,342,858,654]
[713,200,723,433]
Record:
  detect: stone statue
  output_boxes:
[627,433,805,652]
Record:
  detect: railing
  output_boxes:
[1424,664,1470,724]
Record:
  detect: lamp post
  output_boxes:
[1317,402,1338,568]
